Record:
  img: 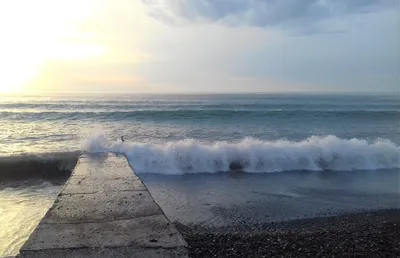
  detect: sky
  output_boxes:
[0,0,398,94]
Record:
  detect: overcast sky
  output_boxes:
[1,0,398,93]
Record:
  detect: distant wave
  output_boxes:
[1,102,399,111]
[84,134,400,175]
[1,109,398,122]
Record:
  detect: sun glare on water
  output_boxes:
[0,0,105,94]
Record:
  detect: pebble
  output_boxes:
[180,209,400,258]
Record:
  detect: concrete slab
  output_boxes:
[71,164,135,178]
[72,155,135,178]
[19,153,187,257]
[22,216,186,250]
[20,247,188,258]
[62,177,146,195]
[43,191,163,223]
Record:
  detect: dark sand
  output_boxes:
[177,209,400,257]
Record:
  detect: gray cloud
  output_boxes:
[141,0,396,30]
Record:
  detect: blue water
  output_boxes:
[0,93,399,174]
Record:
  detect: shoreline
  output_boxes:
[177,209,400,257]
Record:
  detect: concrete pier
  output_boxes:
[19,153,188,258]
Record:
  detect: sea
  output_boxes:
[0,93,399,256]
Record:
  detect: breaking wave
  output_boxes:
[0,153,79,180]
[84,134,400,175]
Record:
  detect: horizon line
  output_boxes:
[2,91,399,96]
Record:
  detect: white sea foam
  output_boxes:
[83,133,400,175]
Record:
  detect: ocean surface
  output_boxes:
[1,93,399,256]
[1,93,399,170]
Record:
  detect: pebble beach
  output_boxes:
[179,209,400,257]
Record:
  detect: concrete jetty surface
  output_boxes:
[19,153,188,258]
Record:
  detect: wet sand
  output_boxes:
[141,170,400,227]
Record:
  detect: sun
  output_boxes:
[0,36,40,94]
[0,70,38,94]
[0,45,41,94]
[0,0,105,94]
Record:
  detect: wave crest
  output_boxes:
[0,153,79,180]
[83,134,400,174]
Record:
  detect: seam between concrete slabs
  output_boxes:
[20,246,187,252]
[40,213,169,224]
[58,189,150,196]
